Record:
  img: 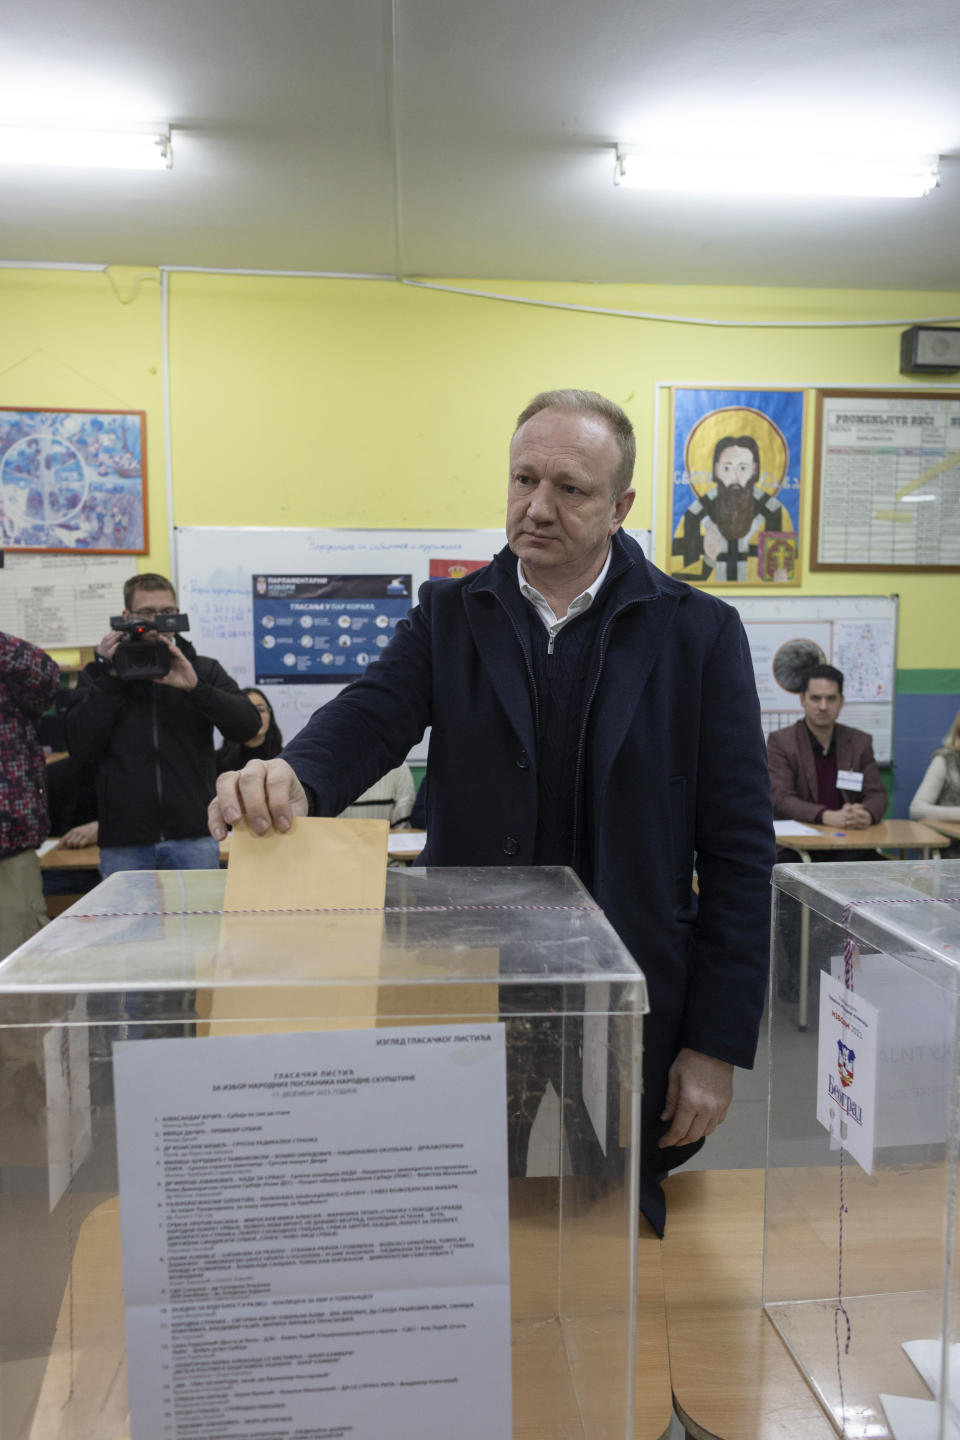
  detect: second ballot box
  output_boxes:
[765,858,960,1440]
[0,865,648,1440]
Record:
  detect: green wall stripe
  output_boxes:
[896,669,960,695]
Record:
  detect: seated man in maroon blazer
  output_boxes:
[767,662,887,840]
[768,662,887,1001]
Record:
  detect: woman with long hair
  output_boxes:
[909,707,960,854]
[216,688,283,773]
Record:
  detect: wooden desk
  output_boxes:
[918,817,960,844]
[37,842,101,918]
[779,818,949,862]
[38,841,101,872]
[17,1181,672,1440]
[39,832,426,876]
[38,834,424,918]
[778,820,951,1028]
[662,1169,835,1440]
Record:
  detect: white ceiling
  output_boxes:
[1,0,959,290]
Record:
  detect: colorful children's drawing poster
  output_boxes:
[669,388,804,586]
[0,407,147,554]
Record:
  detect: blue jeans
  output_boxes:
[93,836,217,1046]
[99,835,220,878]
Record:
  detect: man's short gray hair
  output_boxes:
[514,389,636,497]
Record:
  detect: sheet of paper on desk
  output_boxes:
[114,1024,511,1440]
[880,1393,949,1440]
[223,815,389,910]
[880,1336,960,1440]
[773,819,822,837]
[903,1337,960,1402]
[882,1334,960,1436]
[34,838,59,858]
[388,831,427,855]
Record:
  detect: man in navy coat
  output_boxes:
[210,389,774,1231]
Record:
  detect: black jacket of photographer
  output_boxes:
[64,636,260,847]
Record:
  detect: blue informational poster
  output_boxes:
[253,573,413,685]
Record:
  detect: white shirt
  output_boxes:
[517,548,613,655]
[339,764,416,826]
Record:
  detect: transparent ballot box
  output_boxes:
[765,859,960,1440]
[0,866,646,1440]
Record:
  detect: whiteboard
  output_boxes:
[175,527,509,760]
[175,521,650,766]
[723,594,898,763]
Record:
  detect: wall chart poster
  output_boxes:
[669,388,804,586]
[254,572,413,683]
[812,390,960,571]
[0,407,147,554]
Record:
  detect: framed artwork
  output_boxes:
[669,388,805,586]
[812,389,960,571]
[0,407,147,553]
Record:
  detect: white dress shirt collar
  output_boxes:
[517,546,613,646]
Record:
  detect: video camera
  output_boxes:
[109,612,190,680]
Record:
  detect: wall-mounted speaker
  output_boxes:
[900,325,960,374]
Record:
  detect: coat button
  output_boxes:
[502,836,520,856]
[516,751,530,770]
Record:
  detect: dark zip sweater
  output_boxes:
[524,542,632,882]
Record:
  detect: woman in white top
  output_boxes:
[909,707,960,854]
[338,764,415,827]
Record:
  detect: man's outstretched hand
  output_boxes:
[209,758,309,840]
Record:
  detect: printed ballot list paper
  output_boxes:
[114,1025,511,1440]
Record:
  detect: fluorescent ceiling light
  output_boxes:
[614,147,939,198]
[0,124,172,170]
[898,493,937,502]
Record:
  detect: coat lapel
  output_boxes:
[590,590,678,782]
[795,720,819,802]
[462,574,538,760]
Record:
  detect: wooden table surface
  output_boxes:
[38,841,101,870]
[777,818,949,854]
[918,817,960,843]
[13,1179,672,1440]
[661,1169,835,1440]
[662,1165,949,1440]
[38,831,426,871]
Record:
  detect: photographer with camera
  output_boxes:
[65,573,260,876]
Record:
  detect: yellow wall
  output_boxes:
[0,267,166,550]
[2,267,958,669]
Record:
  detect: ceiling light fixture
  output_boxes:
[0,124,172,171]
[613,146,939,199]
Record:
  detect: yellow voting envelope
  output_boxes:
[200,817,389,1034]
